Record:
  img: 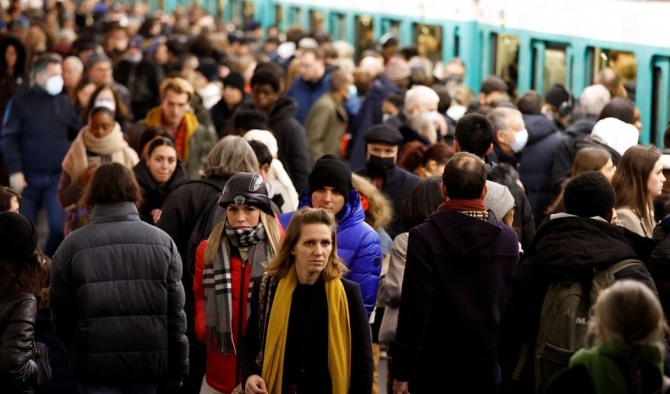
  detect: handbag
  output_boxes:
[32,339,53,386]
[378,305,399,346]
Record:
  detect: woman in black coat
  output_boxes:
[133,136,187,225]
[0,212,49,393]
[240,208,373,394]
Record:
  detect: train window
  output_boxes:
[589,48,636,98]
[275,5,284,29]
[310,10,325,34]
[651,57,670,146]
[413,24,442,62]
[492,34,519,97]
[230,0,243,26]
[330,13,346,41]
[242,0,255,27]
[355,15,375,57]
[290,7,302,27]
[382,19,401,39]
[544,46,567,93]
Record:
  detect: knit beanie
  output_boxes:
[308,154,352,197]
[223,71,245,93]
[0,212,38,260]
[484,181,514,221]
[384,57,411,81]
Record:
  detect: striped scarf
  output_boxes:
[203,222,270,354]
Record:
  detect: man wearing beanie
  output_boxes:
[210,71,248,138]
[356,124,420,238]
[280,154,382,314]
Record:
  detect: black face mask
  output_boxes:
[367,155,395,175]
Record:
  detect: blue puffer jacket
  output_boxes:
[280,189,382,314]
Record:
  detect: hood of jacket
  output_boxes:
[523,113,558,145]
[269,97,299,122]
[566,116,597,138]
[525,216,655,274]
[297,187,366,232]
[423,210,506,263]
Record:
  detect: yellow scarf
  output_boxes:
[144,107,199,164]
[262,268,351,393]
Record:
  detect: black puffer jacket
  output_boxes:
[50,202,188,385]
[0,291,38,393]
[498,216,657,394]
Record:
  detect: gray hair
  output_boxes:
[580,84,611,116]
[487,107,521,132]
[203,135,259,178]
[404,85,439,112]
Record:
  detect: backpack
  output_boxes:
[513,258,642,392]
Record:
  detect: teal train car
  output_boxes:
[132,0,670,145]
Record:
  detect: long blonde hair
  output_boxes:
[265,208,348,280]
[203,209,282,267]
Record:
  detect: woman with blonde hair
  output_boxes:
[240,208,373,393]
[613,145,665,237]
[194,172,282,394]
[546,280,668,393]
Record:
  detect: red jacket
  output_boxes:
[194,240,253,392]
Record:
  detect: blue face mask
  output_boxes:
[510,129,529,153]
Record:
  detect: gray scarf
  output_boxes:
[203,222,270,354]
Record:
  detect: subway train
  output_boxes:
[140,0,670,145]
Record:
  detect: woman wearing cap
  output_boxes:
[194,172,282,394]
[0,212,49,392]
[239,208,373,394]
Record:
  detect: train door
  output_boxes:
[355,15,375,58]
[651,57,670,146]
[413,23,443,63]
[531,42,568,96]
[492,33,519,99]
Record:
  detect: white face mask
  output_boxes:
[510,129,529,153]
[45,75,64,96]
[424,111,441,122]
[94,99,116,112]
[382,114,391,123]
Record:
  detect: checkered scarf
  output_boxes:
[203,222,270,354]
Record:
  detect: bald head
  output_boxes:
[442,152,487,199]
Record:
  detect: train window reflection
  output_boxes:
[356,15,375,57]
[590,48,637,100]
[651,57,670,147]
[310,10,325,34]
[493,34,519,98]
[330,13,346,41]
[544,46,567,94]
[413,24,442,62]
[274,5,284,29]
[290,7,302,27]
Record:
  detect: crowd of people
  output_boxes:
[3,0,670,394]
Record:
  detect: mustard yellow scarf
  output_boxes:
[262,268,351,393]
[144,107,198,165]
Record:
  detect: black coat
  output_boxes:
[0,291,38,393]
[356,166,420,239]
[498,216,657,394]
[239,276,373,393]
[519,114,562,227]
[134,159,188,225]
[649,215,670,320]
[50,202,189,385]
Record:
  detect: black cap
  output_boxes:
[364,124,403,146]
[0,212,38,260]
[545,84,571,108]
[219,172,273,214]
[196,60,219,82]
[308,154,352,197]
